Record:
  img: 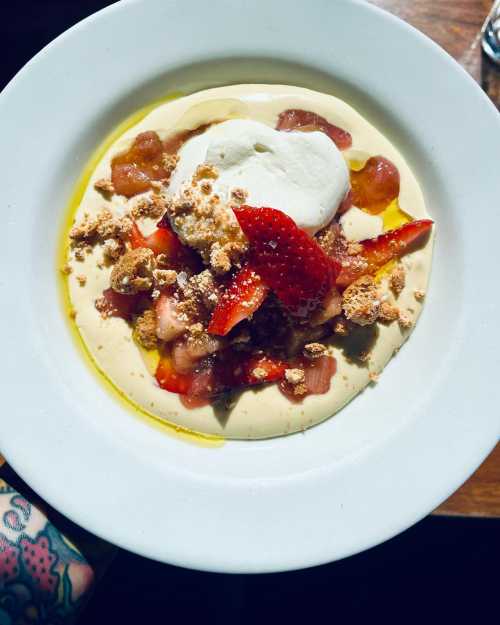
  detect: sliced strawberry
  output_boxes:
[350,156,400,214]
[276,109,352,150]
[155,293,188,342]
[155,353,193,394]
[208,264,269,336]
[130,220,202,270]
[216,351,287,388]
[336,219,434,287]
[280,355,337,402]
[111,131,168,197]
[96,288,141,320]
[234,206,340,318]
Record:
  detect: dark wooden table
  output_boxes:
[370,0,500,517]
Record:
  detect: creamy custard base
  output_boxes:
[65,85,433,439]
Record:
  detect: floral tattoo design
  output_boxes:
[0,479,94,625]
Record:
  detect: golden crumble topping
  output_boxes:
[76,274,87,287]
[303,342,326,359]
[378,301,400,323]
[332,316,350,336]
[131,195,168,220]
[389,263,406,296]
[342,275,381,326]
[110,248,155,295]
[94,178,115,199]
[285,368,305,385]
[414,289,425,301]
[398,311,413,329]
[133,309,158,350]
[166,166,248,274]
[153,269,177,288]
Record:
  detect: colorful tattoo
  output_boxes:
[0,479,94,625]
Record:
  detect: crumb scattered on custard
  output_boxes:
[131,195,168,220]
[378,301,400,323]
[303,342,326,359]
[94,178,115,199]
[110,248,155,294]
[414,289,425,301]
[76,274,87,287]
[389,263,406,296]
[398,310,413,329]
[133,309,158,350]
[342,275,381,326]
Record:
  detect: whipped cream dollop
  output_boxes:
[168,119,349,235]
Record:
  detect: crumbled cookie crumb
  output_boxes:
[110,248,155,294]
[389,263,406,296]
[303,342,326,359]
[69,308,76,320]
[342,275,381,326]
[230,187,248,204]
[94,178,114,198]
[193,163,219,181]
[398,311,413,329]
[369,371,379,383]
[332,316,350,336]
[74,248,85,262]
[60,264,72,275]
[200,182,212,195]
[133,309,158,350]
[103,238,126,263]
[153,269,177,288]
[285,368,305,385]
[252,367,268,381]
[70,208,132,248]
[414,289,425,301]
[162,153,180,180]
[347,242,363,255]
[378,301,400,323]
[76,274,87,287]
[131,195,168,220]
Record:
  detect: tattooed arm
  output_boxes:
[0,478,95,625]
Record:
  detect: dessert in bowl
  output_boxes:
[63,84,433,439]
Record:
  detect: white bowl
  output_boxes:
[0,0,499,573]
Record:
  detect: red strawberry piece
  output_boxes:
[96,288,141,320]
[111,131,168,197]
[234,206,340,318]
[208,264,269,336]
[276,109,352,150]
[131,220,202,271]
[0,534,21,585]
[280,355,337,402]
[155,353,194,395]
[20,535,58,595]
[336,219,434,287]
[350,156,400,214]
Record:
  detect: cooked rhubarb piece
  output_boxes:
[95,288,141,320]
[155,293,188,342]
[234,206,340,317]
[111,131,169,197]
[350,156,400,214]
[276,109,352,150]
[279,355,337,402]
[208,265,269,336]
[335,219,433,287]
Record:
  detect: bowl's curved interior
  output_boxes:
[0,0,498,573]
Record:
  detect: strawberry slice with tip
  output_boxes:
[336,219,433,287]
[208,264,269,336]
[276,109,352,150]
[234,206,340,318]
